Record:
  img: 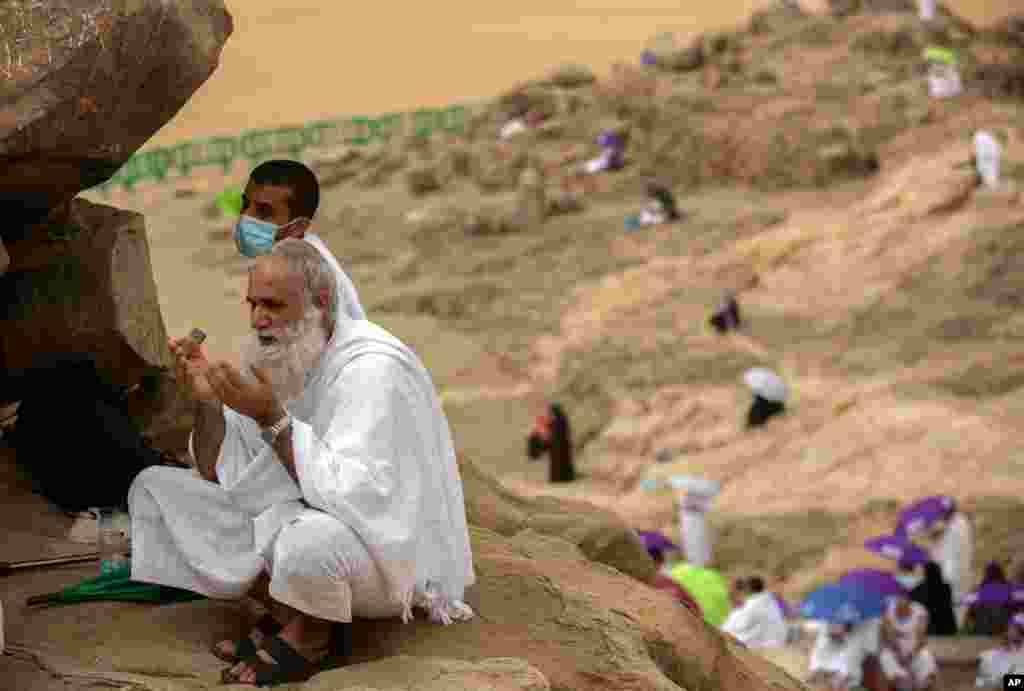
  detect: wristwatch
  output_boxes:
[261,414,292,447]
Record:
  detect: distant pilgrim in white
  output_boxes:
[669,474,721,568]
[926,49,962,99]
[918,0,935,22]
[974,130,1002,188]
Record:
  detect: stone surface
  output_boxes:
[7,525,804,691]
[306,656,550,691]
[0,197,173,400]
[459,457,657,582]
[0,0,233,229]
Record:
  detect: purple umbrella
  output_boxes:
[597,131,624,150]
[839,568,907,599]
[864,534,931,565]
[637,530,679,558]
[897,495,955,536]
[640,49,657,66]
[1009,585,1024,606]
[961,582,1013,607]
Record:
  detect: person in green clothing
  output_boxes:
[666,562,731,627]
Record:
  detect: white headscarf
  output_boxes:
[302,232,367,321]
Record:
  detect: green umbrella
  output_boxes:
[666,563,732,627]
[26,563,204,607]
[216,185,244,217]
[923,46,957,66]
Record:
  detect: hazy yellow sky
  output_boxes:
[149,0,1018,147]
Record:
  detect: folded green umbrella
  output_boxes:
[666,563,732,627]
[27,563,205,606]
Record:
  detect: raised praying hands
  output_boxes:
[168,336,217,404]
[205,361,283,427]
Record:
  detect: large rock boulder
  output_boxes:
[459,457,657,583]
[0,197,173,399]
[11,527,804,691]
[0,0,233,229]
[306,656,550,691]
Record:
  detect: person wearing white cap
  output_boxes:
[975,613,1024,687]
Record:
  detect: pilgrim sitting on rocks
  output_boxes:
[128,239,475,687]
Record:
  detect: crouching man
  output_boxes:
[128,239,475,687]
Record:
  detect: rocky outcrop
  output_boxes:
[306,656,551,691]
[0,197,173,399]
[0,0,233,229]
[459,457,657,582]
[9,526,804,691]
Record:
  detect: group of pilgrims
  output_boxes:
[632,494,1023,690]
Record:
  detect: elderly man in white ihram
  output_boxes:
[128,239,474,687]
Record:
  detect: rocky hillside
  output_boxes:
[279,2,1024,599]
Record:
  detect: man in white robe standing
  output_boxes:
[128,239,475,687]
[926,503,973,626]
[669,475,719,568]
[721,576,788,648]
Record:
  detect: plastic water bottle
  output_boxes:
[95,507,131,576]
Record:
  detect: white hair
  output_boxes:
[264,238,338,331]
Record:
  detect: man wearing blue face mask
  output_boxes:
[235,159,366,321]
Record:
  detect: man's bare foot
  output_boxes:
[226,614,332,685]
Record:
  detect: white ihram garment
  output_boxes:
[927,64,963,98]
[129,319,475,625]
[809,632,864,688]
[303,232,367,321]
[930,511,972,607]
[721,592,788,648]
[671,476,719,567]
[976,645,1024,687]
[974,131,1002,189]
[879,600,937,686]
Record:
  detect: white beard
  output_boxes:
[240,309,329,407]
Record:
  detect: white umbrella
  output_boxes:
[667,474,721,498]
[744,367,788,403]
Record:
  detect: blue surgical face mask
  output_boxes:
[233,216,308,257]
[234,215,278,257]
[895,573,922,590]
